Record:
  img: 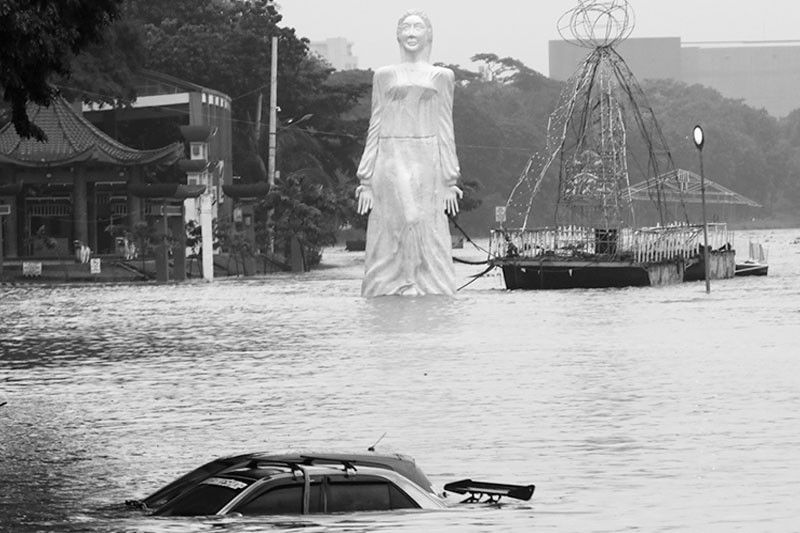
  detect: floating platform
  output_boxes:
[490,224,736,290]
[497,258,678,289]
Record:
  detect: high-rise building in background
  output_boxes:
[309,37,358,71]
[549,38,800,117]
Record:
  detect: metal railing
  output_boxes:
[490,223,733,264]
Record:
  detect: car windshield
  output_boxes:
[155,477,251,516]
[143,456,251,509]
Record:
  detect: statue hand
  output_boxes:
[356,185,374,215]
[444,185,463,216]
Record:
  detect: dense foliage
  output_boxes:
[644,79,800,216]
[0,0,124,140]
[445,55,564,232]
[123,0,369,260]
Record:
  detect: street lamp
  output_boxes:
[693,124,711,294]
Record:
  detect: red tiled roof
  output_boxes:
[0,96,183,168]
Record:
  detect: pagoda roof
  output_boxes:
[626,169,762,207]
[0,96,183,168]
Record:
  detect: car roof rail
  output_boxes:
[299,455,358,476]
[443,479,535,503]
[245,459,305,479]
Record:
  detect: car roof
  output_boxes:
[141,450,435,510]
[237,452,435,492]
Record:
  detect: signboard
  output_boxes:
[0,204,10,216]
[495,206,507,224]
[233,206,243,223]
[22,262,42,277]
[160,205,183,217]
[90,258,102,274]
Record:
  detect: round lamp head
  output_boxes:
[693,125,704,149]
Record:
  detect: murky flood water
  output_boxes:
[2,228,799,532]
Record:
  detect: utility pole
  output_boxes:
[267,35,278,253]
[268,35,278,187]
[255,92,263,143]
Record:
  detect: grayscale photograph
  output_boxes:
[1,0,798,531]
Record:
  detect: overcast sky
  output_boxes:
[279,1,796,75]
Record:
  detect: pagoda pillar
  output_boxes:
[127,168,142,228]
[87,181,97,252]
[170,207,186,281]
[6,196,19,258]
[73,168,89,246]
[4,171,19,258]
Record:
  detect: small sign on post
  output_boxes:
[90,258,102,275]
[161,205,182,217]
[22,261,42,277]
[495,206,507,224]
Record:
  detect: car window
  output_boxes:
[235,482,322,515]
[326,478,418,513]
[155,482,245,516]
[143,457,247,509]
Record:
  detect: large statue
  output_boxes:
[356,10,462,297]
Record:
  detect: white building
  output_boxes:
[549,38,800,117]
[309,37,358,71]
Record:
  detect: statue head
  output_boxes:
[396,10,433,62]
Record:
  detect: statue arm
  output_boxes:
[437,68,462,215]
[437,68,460,187]
[356,69,385,186]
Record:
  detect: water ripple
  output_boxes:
[2,229,799,532]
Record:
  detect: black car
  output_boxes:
[128,451,534,517]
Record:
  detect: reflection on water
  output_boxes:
[2,228,799,532]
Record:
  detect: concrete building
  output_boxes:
[549,38,800,117]
[309,37,358,71]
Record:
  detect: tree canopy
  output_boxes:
[0,0,124,140]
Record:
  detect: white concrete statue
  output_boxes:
[356,10,462,297]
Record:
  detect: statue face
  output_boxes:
[397,14,430,53]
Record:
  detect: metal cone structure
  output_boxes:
[489,0,737,290]
[505,0,685,230]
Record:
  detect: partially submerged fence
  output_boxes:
[490,223,733,264]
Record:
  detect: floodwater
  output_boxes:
[1,228,799,532]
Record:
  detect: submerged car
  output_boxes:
[127,451,534,517]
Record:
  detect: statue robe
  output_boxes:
[356,64,460,297]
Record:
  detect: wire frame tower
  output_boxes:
[504,0,687,230]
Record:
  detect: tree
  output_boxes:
[260,168,344,268]
[58,16,146,107]
[0,0,124,140]
[440,55,562,234]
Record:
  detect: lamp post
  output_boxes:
[693,124,711,294]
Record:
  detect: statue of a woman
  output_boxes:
[356,10,462,297]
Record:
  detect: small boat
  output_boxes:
[735,260,768,276]
[735,241,769,277]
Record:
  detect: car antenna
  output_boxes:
[368,432,387,452]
